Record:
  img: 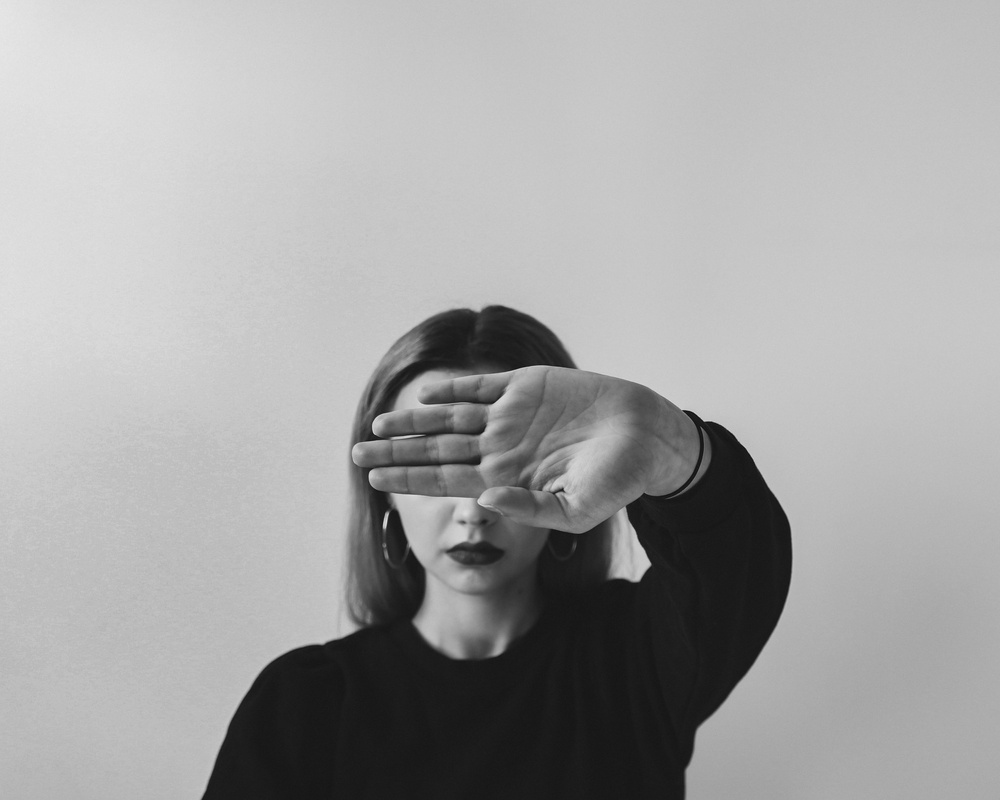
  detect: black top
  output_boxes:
[203,422,792,799]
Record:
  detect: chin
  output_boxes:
[438,567,515,596]
[448,574,507,595]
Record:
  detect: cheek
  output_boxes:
[509,526,550,564]
[390,496,449,543]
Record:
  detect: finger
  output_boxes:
[477,487,588,533]
[372,404,489,438]
[368,465,486,497]
[352,435,480,468]
[418,372,512,405]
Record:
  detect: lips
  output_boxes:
[446,542,505,566]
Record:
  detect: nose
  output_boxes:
[453,497,499,526]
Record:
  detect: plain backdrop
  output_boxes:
[2,1,998,798]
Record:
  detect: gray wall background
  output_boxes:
[2,1,998,797]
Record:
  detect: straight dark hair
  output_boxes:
[346,305,615,627]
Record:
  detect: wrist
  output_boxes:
[645,400,711,497]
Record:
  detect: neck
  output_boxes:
[412,575,543,660]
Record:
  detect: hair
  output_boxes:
[345,305,616,627]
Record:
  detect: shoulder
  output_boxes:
[205,632,394,796]
[245,626,392,698]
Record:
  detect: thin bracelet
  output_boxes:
[659,411,705,500]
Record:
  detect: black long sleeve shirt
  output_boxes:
[203,421,792,799]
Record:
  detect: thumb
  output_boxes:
[478,487,576,532]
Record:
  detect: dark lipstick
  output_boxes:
[446,542,505,566]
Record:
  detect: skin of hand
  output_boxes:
[351,366,708,534]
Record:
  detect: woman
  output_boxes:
[203,305,791,799]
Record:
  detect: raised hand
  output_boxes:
[351,366,706,533]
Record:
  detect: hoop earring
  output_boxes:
[381,508,411,569]
[546,532,577,562]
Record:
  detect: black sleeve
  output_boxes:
[202,646,339,800]
[625,419,792,736]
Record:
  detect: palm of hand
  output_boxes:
[473,368,660,531]
[353,366,667,532]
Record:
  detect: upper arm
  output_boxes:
[202,647,341,800]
